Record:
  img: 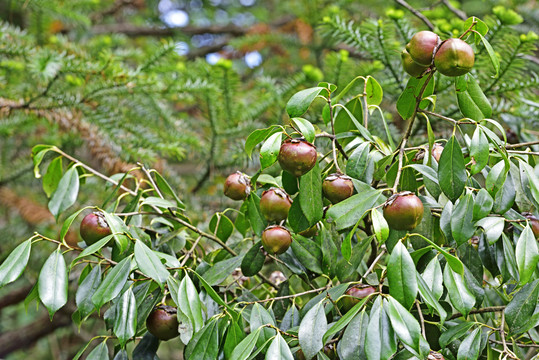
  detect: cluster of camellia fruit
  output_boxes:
[401,30,475,78]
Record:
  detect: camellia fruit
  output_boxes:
[80,212,112,245]
[260,187,292,222]
[278,138,317,177]
[406,31,440,66]
[401,49,430,77]
[261,225,292,255]
[223,171,251,201]
[340,285,376,312]
[322,173,354,204]
[383,192,424,231]
[523,213,539,239]
[434,38,475,76]
[146,305,180,341]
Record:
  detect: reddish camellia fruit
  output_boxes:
[322,173,354,204]
[406,31,440,66]
[223,171,251,201]
[401,49,430,77]
[261,225,292,255]
[340,285,376,312]
[146,305,180,341]
[260,187,292,222]
[80,212,112,245]
[523,213,539,239]
[434,38,475,76]
[383,192,424,231]
[432,143,444,162]
[278,139,317,177]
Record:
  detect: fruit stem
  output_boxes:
[459,19,478,39]
[391,71,434,194]
[327,96,343,174]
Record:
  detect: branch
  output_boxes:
[91,23,247,37]
[236,285,330,305]
[506,140,539,149]
[394,0,435,31]
[0,285,33,310]
[441,0,467,20]
[449,305,505,320]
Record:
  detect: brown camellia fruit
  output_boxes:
[223,171,251,201]
[432,143,444,162]
[146,305,180,341]
[260,187,292,222]
[322,173,354,204]
[278,138,317,177]
[434,38,475,76]
[80,212,112,245]
[261,225,292,255]
[401,49,430,77]
[383,192,424,231]
[340,285,376,312]
[406,31,440,66]
[523,212,539,239]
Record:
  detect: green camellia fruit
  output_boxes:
[278,138,317,177]
[322,173,355,204]
[260,187,292,222]
[261,225,292,255]
[523,213,539,239]
[406,31,440,66]
[401,49,430,77]
[383,192,424,231]
[223,171,251,201]
[80,212,112,245]
[434,38,475,76]
[146,305,180,341]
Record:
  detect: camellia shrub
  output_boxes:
[1,14,539,360]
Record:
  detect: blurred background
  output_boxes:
[0,0,537,358]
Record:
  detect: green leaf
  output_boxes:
[132,333,159,360]
[469,127,489,175]
[92,256,132,309]
[421,256,443,301]
[439,321,475,348]
[336,309,369,360]
[209,213,234,243]
[411,233,464,275]
[371,208,389,244]
[365,76,383,106]
[505,279,539,335]
[190,270,236,315]
[245,125,281,159]
[250,303,276,347]
[364,297,397,360]
[87,341,109,360]
[455,74,492,120]
[476,32,500,77]
[152,171,185,209]
[450,194,475,246]
[59,207,91,244]
[101,212,130,253]
[43,156,63,198]
[72,234,114,266]
[515,225,539,285]
[443,264,475,317]
[241,242,265,277]
[288,197,312,233]
[113,350,128,360]
[229,328,261,360]
[48,165,80,220]
[396,76,434,119]
[475,216,504,244]
[177,274,204,344]
[76,265,101,319]
[385,297,424,358]
[291,117,316,143]
[38,249,68,319]
[247,193,267,236]
[113,287,137,347]
[260,132,283,170]
[387,241,418,310]
[334,97,363,134]
[438,135,467,202]
[298,162,323,226]
[0,239,32,288]
[346,142,370,181]
[224,320,245,360]
[266,333,294,360]
[472,188,493,221]
[323,294,372,344]
[32,145,54,178]
[286,87,326,118]
[298,299,328,360]
[416,273,447,323]
[407,164,441,199]
[326,189,384,231]
[134,240,169,286]
[184,318,220,360]
[203,255,243,286]
[333,103,372,140]
[290,235,323,274]
[456,327,482,360]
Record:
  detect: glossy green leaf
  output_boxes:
[134,240,169,286]
[438,136,466,202]
[485,161,507,197]
[387,241,417,310]
[407,164,441,199]
[385,296,424,358]
[469,127,489,175]
[472,188,493,221]
[286,87,326,118]
[476,32,500,77]
[113,287,137,346]
[299,162,323,226]
[87,341,109,360]
[365,76,383,106]
[132,333,159,360]
[421,256,443,301]
[336,309,369,360]
[0,239,32,288]
[298,299,327,360]
[247,193,267,236]
[334,97,363,134]
[515,225,539,285]
[266,333,294,360]
[416,273,447,323]
[203,255,243,286]
[505,280,539,335]
[326,189,384,230]
[38,248,68,319]
[43,156,63,198]
[229,328,261,360]
[455,74,492,120]
[101,212,130,253]
[76,265,101,318]
[443,264,475,317]
[396,76,434,119]
[209,213,234,243]
[290,235,323,274]
[224,320,245,360]
[113,350,128,360]
[48,165,80,220]
[184,318,220,360]
[456,327,482,360]
[346,142,369,181]
[178,274,204,344]
[245,125,281,159]
[260,132,282,169]
[450,194,475,246]
[364,297,397,360]
[439,321,475,348]
[291,117,315,143]
[371,208,389,243]
[323,294,372,344]
[333,103,372,140]
[31,145,54,178]
[475,217,504,244]
[152,171,185,209]
[250,303,276,347]
[92,256,132,309]
[241,241,265,277]
[72,234,114,266]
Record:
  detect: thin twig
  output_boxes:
[361,247,386,281]
[236,286,330,305]
[416,300,426,338]
[394,0,434,30]
[315,132,349,160]
[441,0,467,20]
[449,305,505,320]
[506,140,539,149]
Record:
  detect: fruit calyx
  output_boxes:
[383,191,424,231]
[260,187,292,222]
[322,173,354,204]
[261,225,292,255]
[278,138,317,177]
[223,171,251,201]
